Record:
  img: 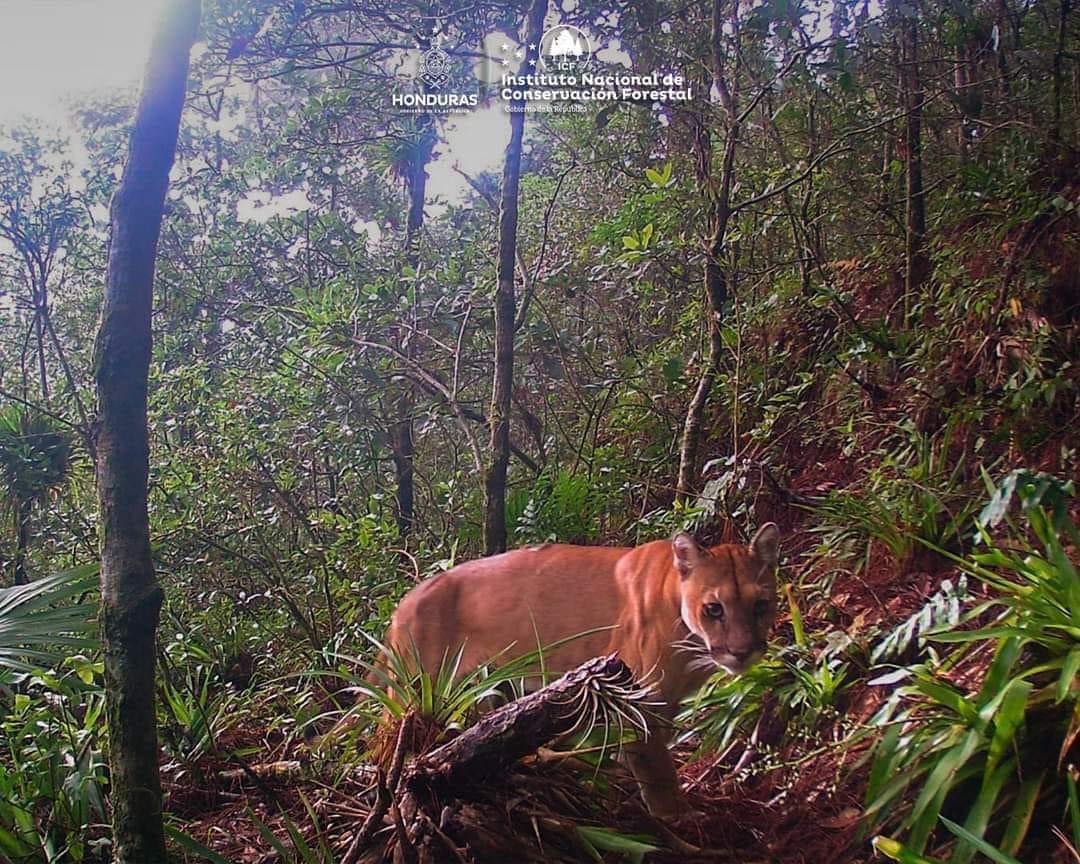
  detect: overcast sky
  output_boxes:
[0,0,167,123]
[0,0,515,206]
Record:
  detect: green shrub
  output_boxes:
[863,472,1079,861]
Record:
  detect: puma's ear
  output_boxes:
[749,522,780,568]
[672,532,702,578]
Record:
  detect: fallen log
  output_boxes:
[405,653,644,793]
[344,653,651,864]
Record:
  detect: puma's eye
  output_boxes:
[703,602,725,620]
[753,599,771,617]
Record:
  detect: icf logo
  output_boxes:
[539,25,592,72]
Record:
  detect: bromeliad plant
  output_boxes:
[321,629,651,767]
[864,471,1079,862]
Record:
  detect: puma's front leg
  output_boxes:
[623,724,682,818]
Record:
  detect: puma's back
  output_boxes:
[386,543,628,678]
[385,526,779,701]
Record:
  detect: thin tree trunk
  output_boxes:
[677,253,728,499]
[34,305,49,404]
[483,0,548,555]
[391,114,435,542]
[676,0,738,500]
[92,2,198,861]
[404,116,433,267]
[954,39,972,156]
[902,12,928,316]
[1051,0,1072,145]
[995,0,1014,101]
[13,498,30,586]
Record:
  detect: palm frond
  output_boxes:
[0,562,98,672]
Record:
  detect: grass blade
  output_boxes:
[940,816,1022,864]
[164,826,231,864]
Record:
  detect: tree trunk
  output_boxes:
[92,2,198,861]
[391,116,435,542]
[902,12,928,316]
[954,39,972,156]
[677,255,727,499]
[13,497,30,586]
[483,0,548,555]
[1051,0,1072,145]
[676,0,738,500]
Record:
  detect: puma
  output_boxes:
[383,524,780,817]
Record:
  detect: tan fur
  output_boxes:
[384,524,780,816]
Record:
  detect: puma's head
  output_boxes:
[673,523,780,675]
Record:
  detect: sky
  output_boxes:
[0,0,511,209]
[0,0,166,123]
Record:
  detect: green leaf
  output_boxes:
[595,103,618,128]
[867,721,901,804]
[249,811,293,861]
[644,162,672,187]
[998,769,1045,855]
[929,627,1030,643]
[576,826,659,863]
[940,817,1022,864]
[951,758,1013,864]
[906,729,982,852]
[0,563,98,672]
[871,836,945,863]
[1058,647,1080,702]
[0,822,34,858]
[978,637,1022,707]
[978,471,1018,530]
[906,675,975,722]
[621,234,640,250]
[164,826,232,864]
[984,678,1030,772]
[661,356,683,384]
[640,223,654,249]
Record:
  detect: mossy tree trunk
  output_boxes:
[483,0,548,555]
[92,2,199,861]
